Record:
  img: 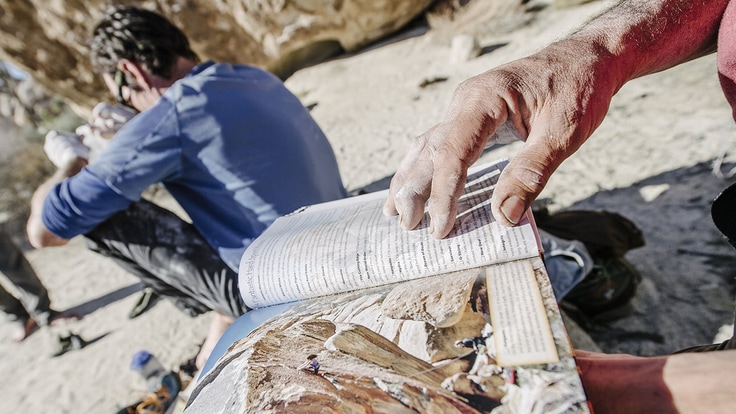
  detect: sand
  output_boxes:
[2,0,736,412]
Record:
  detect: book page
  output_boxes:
[486,259,559,366]
[240,159,541,309]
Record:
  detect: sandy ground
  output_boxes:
[1,1,736,412]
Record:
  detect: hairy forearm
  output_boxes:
[27,157,88,248]
[664,349,736,413]
[565,0,727,89]
[577,349,736,413]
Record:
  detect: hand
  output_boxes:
[86,102,137,139]
[75,103,138,157]
[383,41,621,238]
[43,130,90,169]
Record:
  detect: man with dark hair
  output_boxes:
[27,6,346,368]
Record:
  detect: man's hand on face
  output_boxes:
[74,103,138,158]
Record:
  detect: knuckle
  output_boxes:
[395,185,426,207]
[435,128,483,169]
[506,161,549,194]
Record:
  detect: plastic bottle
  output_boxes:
[130,350,168,391]
[129,350,181,412]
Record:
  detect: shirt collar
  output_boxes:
[186,60,217,78]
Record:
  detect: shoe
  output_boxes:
[562,256,642,323]
[129,288,158,319]
[51,333,88,357]
[117,379,180,414]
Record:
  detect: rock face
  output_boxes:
[0,0,435,113]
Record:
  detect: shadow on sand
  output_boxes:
[62,282,149,319]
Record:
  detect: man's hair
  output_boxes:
[89,6,200,78]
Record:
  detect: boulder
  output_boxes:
[0,0,436,114]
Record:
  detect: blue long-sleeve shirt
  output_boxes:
[42,61,347,271]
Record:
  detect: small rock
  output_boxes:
[639,184,670,202]
[450,34,480,63]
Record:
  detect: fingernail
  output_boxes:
[382,203,392,217]
[500,196,525,225]
[399,215,408,230]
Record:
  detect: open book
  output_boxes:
[240,159,541,309]
[189,159,591,413]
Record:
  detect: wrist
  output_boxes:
[545,34,629,97]
[57,157,88,178]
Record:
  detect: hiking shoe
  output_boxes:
[562,256,642,323]
[129,288,158,319]
[51,333,88,357]
[117,382,178,414]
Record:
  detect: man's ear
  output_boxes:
[117,59,150,90]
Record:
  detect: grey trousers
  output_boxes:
[84,199,249,318]
[0,230,53,326]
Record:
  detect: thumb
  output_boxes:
[490,139,558,226]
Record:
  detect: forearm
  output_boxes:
[577,349,736,413]
[568,0,727,88]
[27,157,88,248]
[664,349,736,413]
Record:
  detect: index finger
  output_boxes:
[427,110,506,238]
[383,131,429,217]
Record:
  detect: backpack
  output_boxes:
[534,207,646,323]
[534,207,645,258]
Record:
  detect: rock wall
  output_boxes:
[0,0,439,114]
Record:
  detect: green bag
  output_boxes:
[534,207,646,323]
[534,208,645,258]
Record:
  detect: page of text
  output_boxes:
[240,160,540,308]
[486,259,558,366]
